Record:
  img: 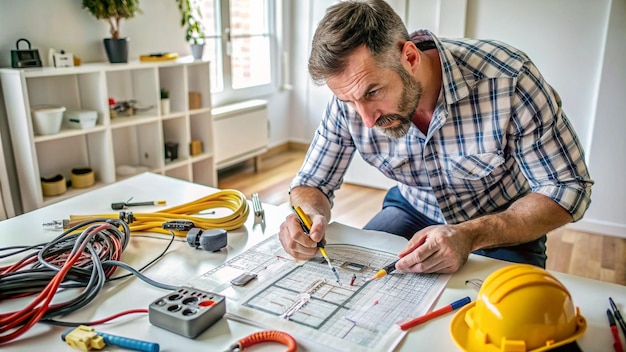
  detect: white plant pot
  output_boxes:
[191,44,205,60]
[160,99,170,115]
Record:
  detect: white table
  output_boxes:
[0,173,624,351]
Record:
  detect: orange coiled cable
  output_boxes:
[237,330,297,352]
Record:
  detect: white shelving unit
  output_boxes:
[0,58,215,213]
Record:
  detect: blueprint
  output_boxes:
[188,222,450,352]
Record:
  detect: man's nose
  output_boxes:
[354,102,379,128]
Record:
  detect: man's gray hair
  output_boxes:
[308,0,409,85]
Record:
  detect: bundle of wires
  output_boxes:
[0,217,177,344]
[67,189,250,235]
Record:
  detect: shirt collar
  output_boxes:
[410,30,471,105]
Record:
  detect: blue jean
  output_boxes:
[363,186,547,268]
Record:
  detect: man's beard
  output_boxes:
[374,68,422,138]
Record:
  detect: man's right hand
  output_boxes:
[278,212,328,261]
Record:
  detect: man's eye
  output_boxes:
[365,89,381,99]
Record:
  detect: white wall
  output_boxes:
[465,0,609,158]
[289,0,625,238]
[574,0,626,237]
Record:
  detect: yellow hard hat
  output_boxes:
[450,264,586,352]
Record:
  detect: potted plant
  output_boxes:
[176,0,207,60]
[82,0,142,63]
[160,88,170,115]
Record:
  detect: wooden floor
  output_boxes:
[218,147,626,286]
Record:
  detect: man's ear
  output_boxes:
[401,41,420,73]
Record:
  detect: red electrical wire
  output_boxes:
[0,221,163,345]
[1,254,38,274]
[1,224,125,299]
[0,238,88,343]
[85,309,148,325]
[0,224,109,344]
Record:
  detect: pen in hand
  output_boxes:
[292,205,341,284]
[367,235,427,281]
[366,260,398,281]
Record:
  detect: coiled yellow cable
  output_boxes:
[67,189,249,236]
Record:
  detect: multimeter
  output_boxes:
[11,38,42,68]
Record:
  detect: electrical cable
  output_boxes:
[64,189,250,235]
[101,261,177,290]
[105,229,176,284]
[45,309,149,327]
[0,217,177,345]
[226,330,298,352]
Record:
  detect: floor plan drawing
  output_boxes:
[189,223,450,352]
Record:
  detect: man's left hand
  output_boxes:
[395,225,472,274]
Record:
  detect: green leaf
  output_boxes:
[81,0,143,38]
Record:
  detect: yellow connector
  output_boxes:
[63,325,106,351]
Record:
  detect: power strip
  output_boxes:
[148,287,226,338]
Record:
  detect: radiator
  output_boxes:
[212,99,268,169]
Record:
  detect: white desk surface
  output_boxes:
[0,173,624,351]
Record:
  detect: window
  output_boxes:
[198,0,276,106]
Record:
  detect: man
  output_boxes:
[279,0,593,274]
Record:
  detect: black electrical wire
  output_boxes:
[105,228,177,283]
[0,216,178,331]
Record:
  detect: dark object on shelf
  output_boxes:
[165,142,179,161]
[11,38,42,68]
[104,38,129,64]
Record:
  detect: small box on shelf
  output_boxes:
[190,140,203,156]
[189,92,201,109]
[64,110,98,129]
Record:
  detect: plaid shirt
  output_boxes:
[291,30,593,224]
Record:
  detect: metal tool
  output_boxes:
[252,193,264,221]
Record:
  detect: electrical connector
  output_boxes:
[42,219,70,230]
[162,220,195,231]
[61,325,160,352]
[62,325,105,350]
[118,211,135,224]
